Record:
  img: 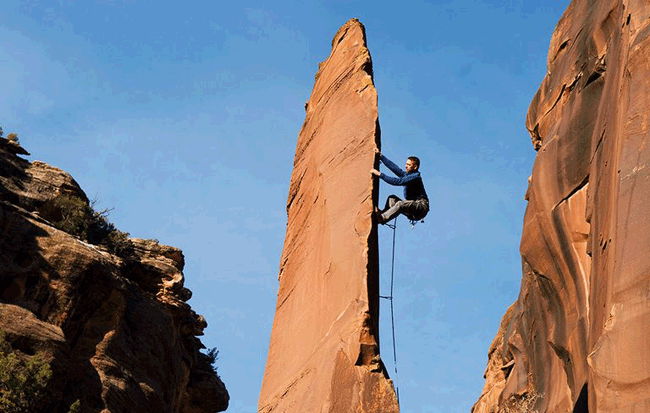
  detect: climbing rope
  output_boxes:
[379,219,400,405]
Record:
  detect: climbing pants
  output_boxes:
[379,195,429,223]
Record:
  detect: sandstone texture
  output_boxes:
[474,1,650,412]
[0,138,228,412]
[257,19,399,413]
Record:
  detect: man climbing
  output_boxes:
[370,148,429,224]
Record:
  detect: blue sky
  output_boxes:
[1,1,569,411]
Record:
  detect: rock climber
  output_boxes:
[370,148,429,224]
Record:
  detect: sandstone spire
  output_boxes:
[474,0,650,411]
[257,19,399,413]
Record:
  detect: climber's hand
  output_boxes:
[370,168,381,176]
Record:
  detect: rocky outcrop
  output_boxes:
[0,137,228,412]
[257,19,399,413]
[474,1,650,412]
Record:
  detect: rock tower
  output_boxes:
[258,19,399,413]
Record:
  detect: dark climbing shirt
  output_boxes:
[378,154,428,201]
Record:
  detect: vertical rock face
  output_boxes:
[0,139,228,412]
[474,1,650,412]
[258,19,399,413]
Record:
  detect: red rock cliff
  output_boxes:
[474,0,650,411]
[0,137,228,412]
[257,19,399,413]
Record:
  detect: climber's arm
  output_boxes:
[379,171,421,186]
[379,154,406,177]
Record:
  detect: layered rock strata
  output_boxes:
[0,138,228,412]
[474,1,650,411]
[258,19,399,413]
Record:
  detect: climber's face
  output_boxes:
[405,159,418,173]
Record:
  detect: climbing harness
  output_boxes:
[408,218,424,229]
[379,219,401,405]
[404,209,425,229]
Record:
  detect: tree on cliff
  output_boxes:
[0,330,52,413]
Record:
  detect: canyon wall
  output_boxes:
[257,19,399,413]
[0,137,228,412]
[474,0,650,411]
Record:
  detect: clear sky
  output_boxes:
[1,1,569,411]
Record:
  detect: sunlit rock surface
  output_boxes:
[474,1,650,411]
[257,19,399,413]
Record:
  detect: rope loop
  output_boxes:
[381,218,400,405]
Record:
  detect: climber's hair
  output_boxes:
[408,156,420,169]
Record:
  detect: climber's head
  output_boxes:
[406,156,420,173]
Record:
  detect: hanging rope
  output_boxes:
[379,219,400,405]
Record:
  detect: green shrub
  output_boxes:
[52,195,134,257]
[206,348,219,371]
[0,125,20,143]
[0,330,52,413]
[52,195,89,238]
[67,400,81,413]
[197,347,220,379]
